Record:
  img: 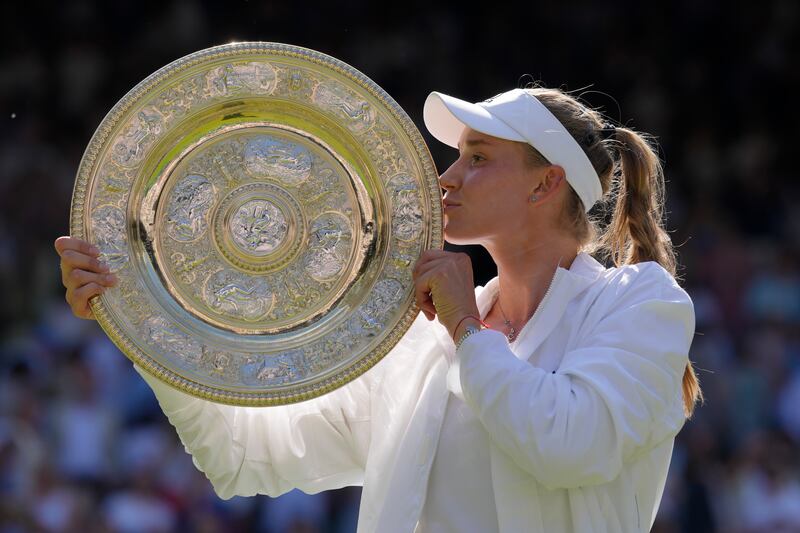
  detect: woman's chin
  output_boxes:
[443,228,478,246]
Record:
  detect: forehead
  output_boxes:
[457,128,521,153]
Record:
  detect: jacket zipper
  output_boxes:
[511,266,562,344]
[530,268,561,325]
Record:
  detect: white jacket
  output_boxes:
[134,251,695,532]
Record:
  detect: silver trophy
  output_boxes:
[70,42,442,405]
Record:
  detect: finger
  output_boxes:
[60,249,109,274]
[413,272,438,316]
[65,269,118,291]
[415,249,455,266]
[418,249,452,260]
[412,256,452,282]
[68,291,100,320]
[412,257,450,280]
[412,251,471,278]
[54,236,99,257]
[74,302,96,320]
[414,300,435,321]
[70,282,105,319]
[413,249,453,272]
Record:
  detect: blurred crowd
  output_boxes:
[2,1,798,532]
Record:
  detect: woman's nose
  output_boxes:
[438,160,461,191]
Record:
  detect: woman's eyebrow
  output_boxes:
[457,138,495,151]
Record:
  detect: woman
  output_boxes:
[55,85,703,532]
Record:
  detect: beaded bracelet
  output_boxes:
[452,315,491,348]
[453,314,491,335]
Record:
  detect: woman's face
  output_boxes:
[439,127,543,246]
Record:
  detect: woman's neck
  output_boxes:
[484,238,579,327]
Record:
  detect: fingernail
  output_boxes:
[100,263,110,272]
[89,246,100,255]
[105,274,117,284]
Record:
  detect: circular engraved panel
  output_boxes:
[71,42,442,406]
[165,174,215,242]
[230,199,288,254]
[243,136,312,184]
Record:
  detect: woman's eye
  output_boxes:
[470,154,484,164]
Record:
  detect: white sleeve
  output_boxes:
[133,359,380,500]
[457,264,695,491]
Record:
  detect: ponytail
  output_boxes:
[601,127,704,419]
[599,128,675,275]
[522,87,704,419]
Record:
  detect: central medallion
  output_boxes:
[229,199,288,255]
[212,181,305,274]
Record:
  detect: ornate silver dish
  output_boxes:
[70,42,442,406]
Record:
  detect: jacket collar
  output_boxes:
[476,251,607,360]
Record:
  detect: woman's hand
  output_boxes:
[412,250,480,340]
[54,236,118,320]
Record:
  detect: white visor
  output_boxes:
[423,88,602,212]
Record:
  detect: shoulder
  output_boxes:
[596,260,692,307]
[579,260,695,340]
[572,261,697,356]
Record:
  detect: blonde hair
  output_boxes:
[522,86,703,419]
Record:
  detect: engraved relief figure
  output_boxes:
[388,174,423,241]
[289,70,303,91]
[220,62,277,94]
[170,251,211,285]
[100,162,135,195]
[166,174,215,242]
[142,316,202,366]
[301,166,347,210]
[390,249,416,270]
[112,108,164,166]
[199,347,237,380]
[364,120,407,177]
[255,360,296,383]
[243,136,313,185]
[360,278,404,330]
[306,339,338,373]
[283,69,314,99]
[240,349,305,386]
[158,86,185,118]
[203,270,274,322]
[180,74,202,104]
[230,199,288,255]
[212,151,240,189]
[277,277,323,319]
[114,275,149,326]
[305,213,352,281]
[91,205,129,270]
[194,138,242,189]
[313,83,376,133]
[329,324,361,354]
[158,77,202,119]
[204,67,229,98]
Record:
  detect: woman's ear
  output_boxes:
[531,165,565,199]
